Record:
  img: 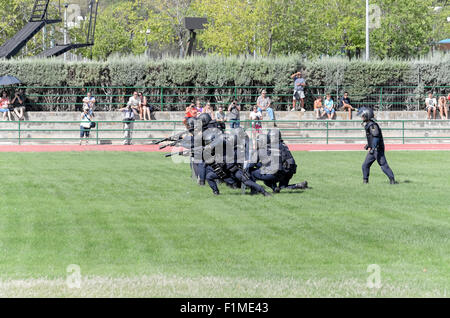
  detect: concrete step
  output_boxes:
[0,111,449,145]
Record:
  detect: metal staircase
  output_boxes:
[0,0,61,59]
[37,43,92,58]
[40,0,100,58]
[30,0,51,22]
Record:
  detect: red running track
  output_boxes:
[1,144,450,152]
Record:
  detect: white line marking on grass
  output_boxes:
[0,275,445,297]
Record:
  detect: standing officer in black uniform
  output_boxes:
[358,108,397,184]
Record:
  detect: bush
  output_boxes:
[0,54,448,111]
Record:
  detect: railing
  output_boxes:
[0,119,449,145]
[5,85,450,111]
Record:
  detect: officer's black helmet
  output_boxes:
[198,113,212,129]
[187,117,197,133]
[357,107,374,122]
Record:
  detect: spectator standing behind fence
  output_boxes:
[195,99,204,114]
[10,88,26,120]
[80,106,92,145]
[0,91,12,121]
[323,94,335,120]
[438,95,448,120]
[339,92,357,120]
[119,102,138,145]
[204,102,215,120]
[425,92,437,120]
[183,103,198,129]
[314,96,325,119]
[228,99,241,128]
[290,71,306,112]
[82,91,96,117]
[215,106,226,131]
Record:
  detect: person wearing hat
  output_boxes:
[80,105,93,145]
[358,107,397,184]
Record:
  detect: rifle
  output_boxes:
[159,140,180,150]
[152,130,188,145]
[164,146,204,158]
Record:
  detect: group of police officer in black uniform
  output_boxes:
[158,112,309,196]
[155,106,396,196]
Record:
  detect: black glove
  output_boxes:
[364,144,369,150]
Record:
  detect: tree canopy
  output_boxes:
[0,0,449,60]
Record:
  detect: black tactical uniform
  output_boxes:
[251,130,307,192]
[205,130,271,196]
[358,108,396,184]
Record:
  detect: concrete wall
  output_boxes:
[16,110,441,121]
[0,111,449,145]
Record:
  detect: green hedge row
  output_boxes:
[0,55,448,111]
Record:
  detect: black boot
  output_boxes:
[390,178,398,185]
[213,190,220,195]
[293,181,308,189]
[363,179,369,184]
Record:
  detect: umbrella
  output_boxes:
[0,75,21,86]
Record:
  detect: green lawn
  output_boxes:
[0,151,449,297]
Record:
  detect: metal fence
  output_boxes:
[1,119,449,145]
[3,85,450,112]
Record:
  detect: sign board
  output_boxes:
[183,17,208,30]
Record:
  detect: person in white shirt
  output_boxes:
[425,92,437,120]
[82,91,96,117]
[249,105,263,141]
[128,91,141,114]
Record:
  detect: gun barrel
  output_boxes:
[152,130,188,145]
[165,151,187,158]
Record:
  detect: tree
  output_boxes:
[370,0,435,59]
[143,0,194,57]
[90,2,137,59]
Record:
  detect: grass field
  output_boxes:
[0,150,449,297]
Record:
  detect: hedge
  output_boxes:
[0,54,448,111]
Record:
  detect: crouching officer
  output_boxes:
[205,130,271,196]
[358,107,397,184]
[251,129,308,192]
